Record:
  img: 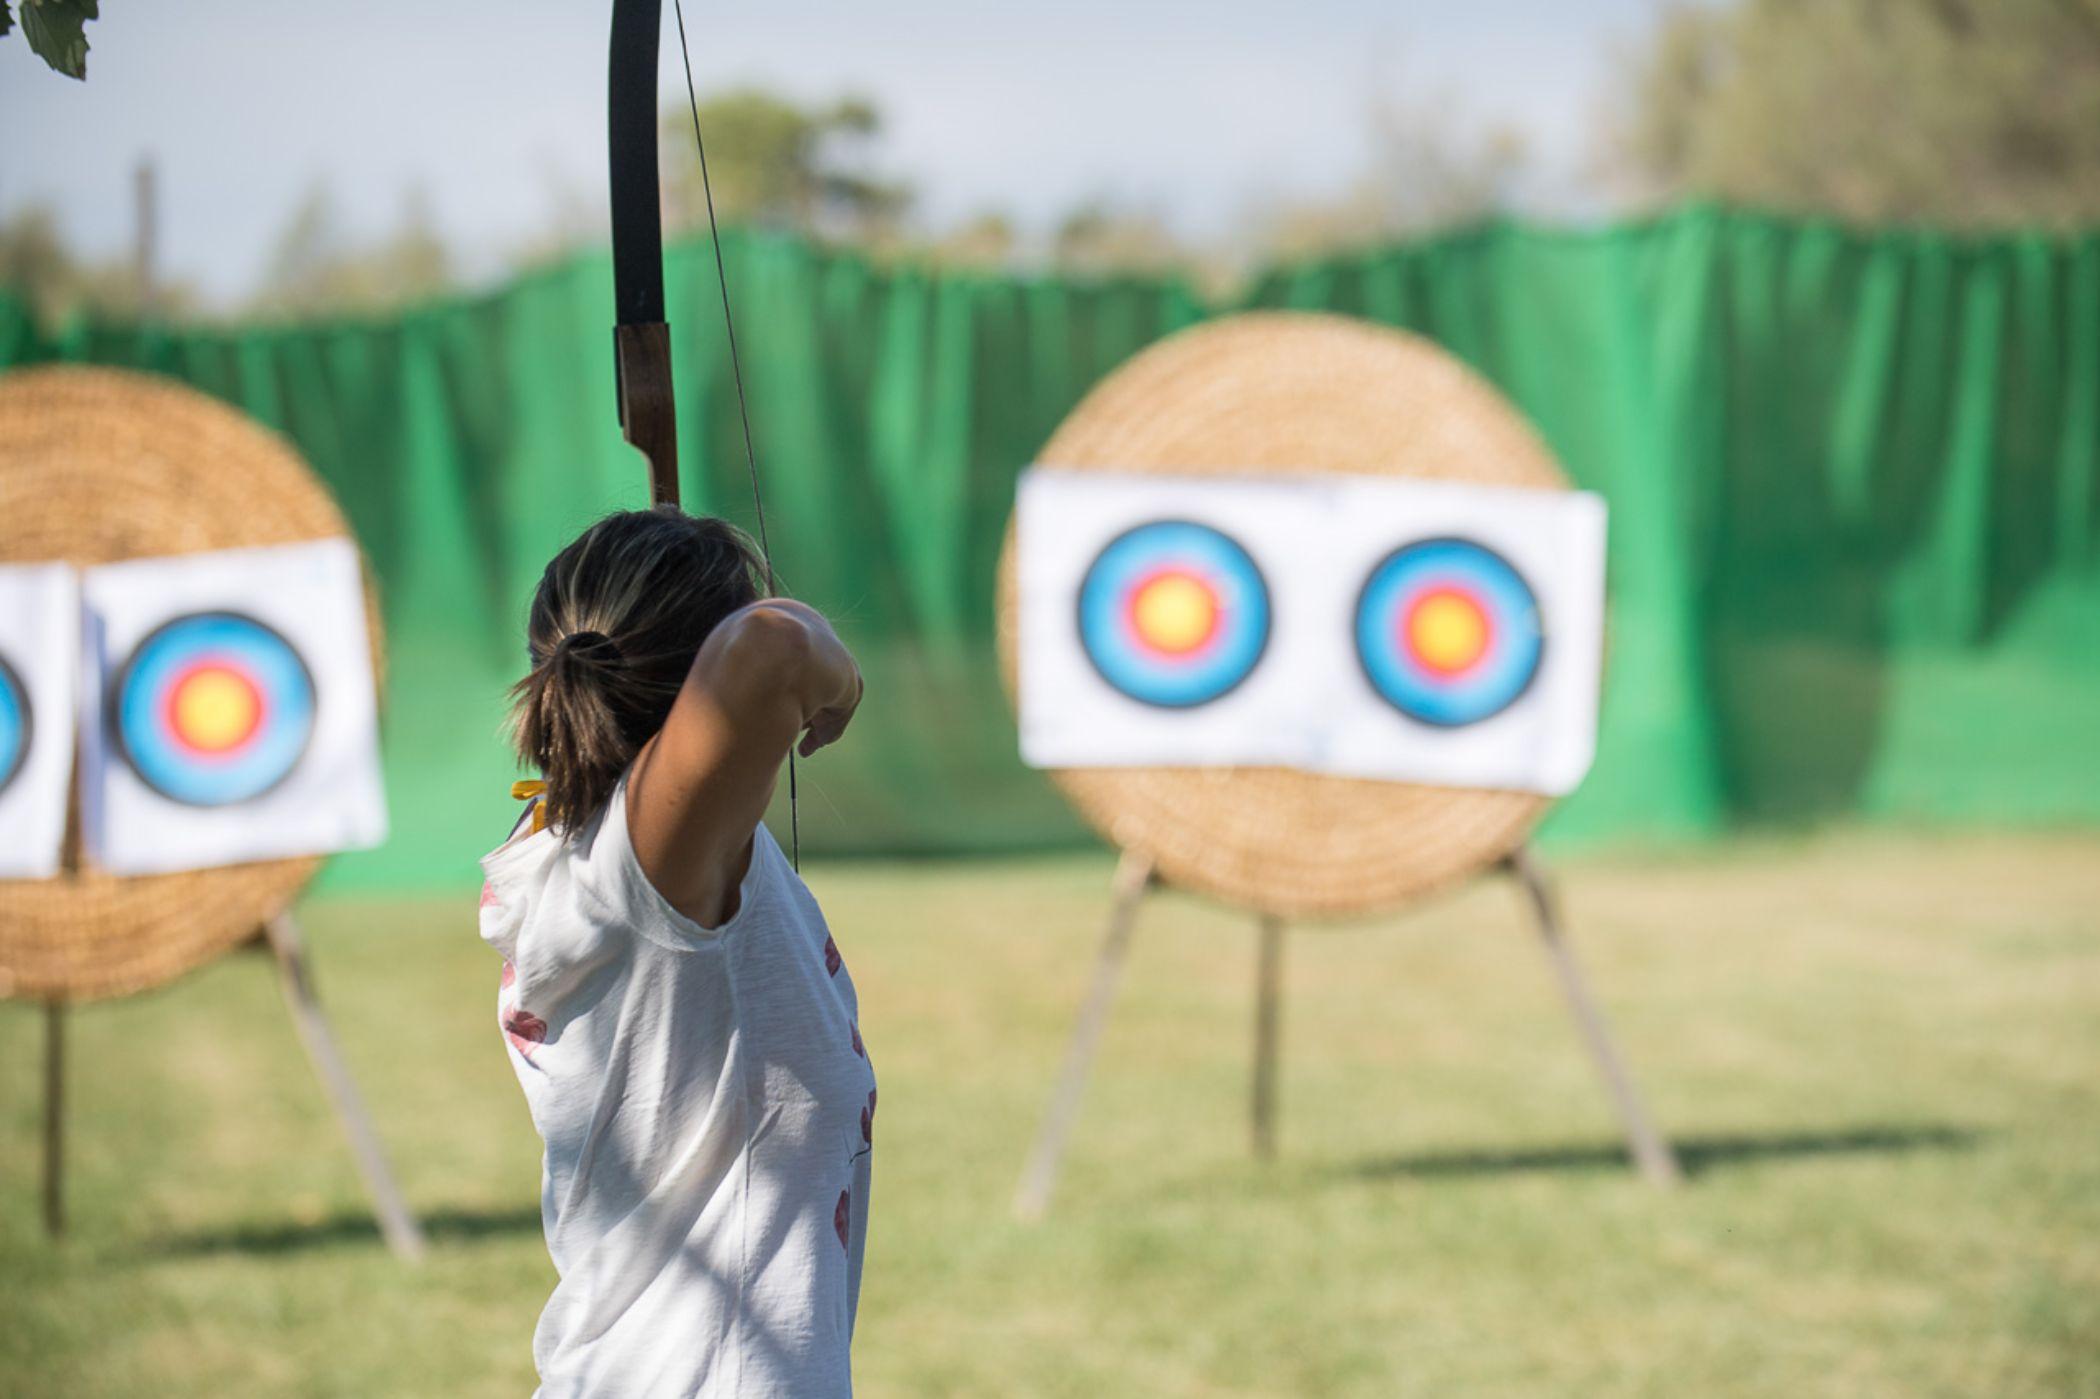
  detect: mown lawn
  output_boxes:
[2,832,2096,1397]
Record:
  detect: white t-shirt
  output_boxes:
[479,779,875,1398]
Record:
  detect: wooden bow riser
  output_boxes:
[614,321,680,509]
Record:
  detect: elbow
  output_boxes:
[705,601,816,694]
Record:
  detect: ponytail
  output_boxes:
[511,631,634,832]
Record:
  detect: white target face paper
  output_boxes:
[0,564,80,879]
[81,538,388,876]
[1014,468,1607,797]
[1322,476,1607,796]
[1016,470,1333,771]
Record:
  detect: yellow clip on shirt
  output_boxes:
[512,779,549,834]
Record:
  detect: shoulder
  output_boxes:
[479,795,639,1006]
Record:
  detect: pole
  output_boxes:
[1251,916,1285,1160]
[42,1002,64,1237]
[1508,846,1681,1187]
[1013,849,1154,1221]
[133,157,158,318]
[262,914,427,1260]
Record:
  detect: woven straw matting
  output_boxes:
[0,367,381,1004]
[996,313,1568,921]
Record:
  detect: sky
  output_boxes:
[0,0,1670,304]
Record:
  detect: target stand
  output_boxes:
[1010,844,1680,1219]
[32,909,426,1261]
[997,315,1681,1219]
[1,368,424,1260]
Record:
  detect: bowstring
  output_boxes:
[670,0,800,871]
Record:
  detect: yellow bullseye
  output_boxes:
[1406,589,1491,675]
[171,666,262,753]
[1130,572,1219,655]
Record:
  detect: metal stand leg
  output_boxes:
[262,914,428,1260]
[1508,846,1681,1188]
[42,1003,64,1237]
[1251,916,1284,1160]
[1013,849,1154,1221]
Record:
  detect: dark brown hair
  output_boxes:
[509,509,767,832]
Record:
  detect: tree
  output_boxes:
[1,0,99,79]
[247,185,453,320]
[1609,0,2100,229]
[0,202,195,322]
[923,211,1019,269]
[1251,85,1529,261]
[1050,201,1189,278]
[660,89,910,242]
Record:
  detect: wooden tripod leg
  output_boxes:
[1508,846,1681,1188]
[1013,849,1154,1222]
[262,914,428,1260]
[42,1002,64,1237]
[1251,916,1284,1160]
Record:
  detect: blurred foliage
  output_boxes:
[1612,0,2100,228]
[1050,201,1189,278]
[0,0,99,79]
[0,73,1536,319]
[28,0,2100,324]
[0,203,194,323]
[245,185,452,321]
[661,88,911,243]
[1252,86,1530,261]
[920,210,1020,270]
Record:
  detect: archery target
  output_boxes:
[1355,538,1544,728]
[1078,520,1270,708]
[112,612,317,807]
[1016,470,1324,771]
[82,538,387,876]
[1015,466,1604,797]
[1325,476,1606,796]
[0,563,79,879]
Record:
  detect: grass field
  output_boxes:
[2,832,2096,1397]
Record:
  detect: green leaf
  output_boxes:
[20,0,98,80]
[0,5,13,39]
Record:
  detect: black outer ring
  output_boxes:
[108,609,320,808]
[1351,536,1549,730]
[1074,518,1274,711]
[0,652,31,799]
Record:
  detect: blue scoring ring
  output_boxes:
[1355,537,1545,728]
[1077,519,1271,709]
[112,611,318,807]
[0,654,29,798]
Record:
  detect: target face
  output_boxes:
[0,655,29,798]
[1078,520,1271,708]
[1356,538,1544,728]
[112,612,317,807]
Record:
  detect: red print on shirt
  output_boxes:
[503,1006,547,1058]
[850,1023,863,1058]
[480,882,502,910]
[835,1189,852,1249]
[822,935,842,977]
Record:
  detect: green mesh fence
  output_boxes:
[6,207,2096,890]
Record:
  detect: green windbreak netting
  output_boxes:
[5,207,2096,890]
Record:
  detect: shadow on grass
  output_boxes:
[139,1202,543,1259]
[1341,1123,1983,1183]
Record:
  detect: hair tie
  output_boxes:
[555,630,621,665]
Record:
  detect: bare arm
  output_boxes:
[625,600,860,928]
